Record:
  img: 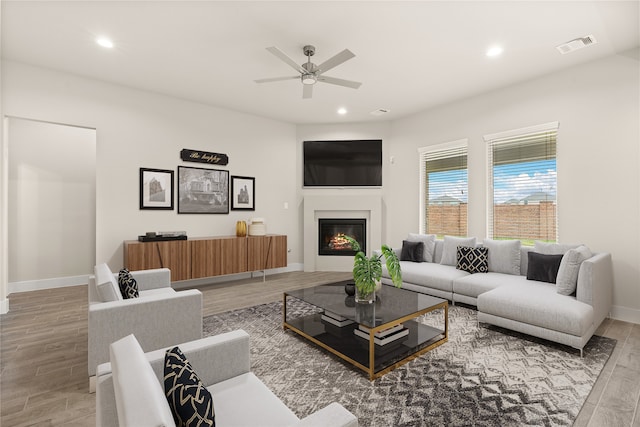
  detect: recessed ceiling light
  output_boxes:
[337,107,347,115]
[486,46,503,57]
[96,37,114,49]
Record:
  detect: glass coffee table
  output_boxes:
[283,280,448,380]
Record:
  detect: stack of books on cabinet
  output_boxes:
[353,324,409,346]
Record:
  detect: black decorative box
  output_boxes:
[138,235,188,242]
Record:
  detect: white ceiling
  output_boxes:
[2,1,639,124]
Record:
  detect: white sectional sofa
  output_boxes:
[96,331,358,427]
[381,236,613,355]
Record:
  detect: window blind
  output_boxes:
[419,142,468,237]
[486,124,558,243]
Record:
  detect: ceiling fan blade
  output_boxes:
[317,75,362,89]
[317,49,355,74]
[302,84,313,99]
[254,76,299,83]
[266,46,305,74]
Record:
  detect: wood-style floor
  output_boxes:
[1,271,639,426]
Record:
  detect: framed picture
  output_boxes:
[178,166,229,214]
[231,176,255,211]
[139,168,174,210]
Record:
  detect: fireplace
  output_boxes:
[318,218,366,256]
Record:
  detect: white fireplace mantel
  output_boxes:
[303,195,382,272]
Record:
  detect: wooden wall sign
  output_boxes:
[180,149,229,166]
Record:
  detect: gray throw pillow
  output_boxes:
[407,233,436,262]
[482,239,521,275]
[534,241,581,255]
[440,236,476,266]
[556,245,592,295]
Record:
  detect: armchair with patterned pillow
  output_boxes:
[96,331,358,427]
[88,263,203,392]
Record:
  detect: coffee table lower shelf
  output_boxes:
[283,311,448,380]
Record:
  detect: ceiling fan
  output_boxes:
[255,45,362,99]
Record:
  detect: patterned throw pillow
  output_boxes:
[456,246,488,274]
[117,268,139,299]
[164,347,216,427]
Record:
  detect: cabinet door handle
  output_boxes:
[155,243,164,268]
[264,236,273,270]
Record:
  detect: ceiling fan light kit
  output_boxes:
[301,74,317,85]
[255,44,361,98]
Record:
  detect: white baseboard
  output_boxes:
[8,274,89,294]
[0,298,9,314]
[7,266,307,293]
[173,263,304,290]
[610,304,640,325]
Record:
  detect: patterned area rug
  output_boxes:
[203,301,615,427]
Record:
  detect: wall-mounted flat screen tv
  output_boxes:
[303,139,382,187]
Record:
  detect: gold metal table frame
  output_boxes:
[283,287,448,381]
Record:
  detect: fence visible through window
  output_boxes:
[419,141,468,238]
[485,122,559,244]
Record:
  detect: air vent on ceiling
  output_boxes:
[370,108,391,116]
[556,35,597,54]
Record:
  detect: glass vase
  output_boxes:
[355,285,375,304]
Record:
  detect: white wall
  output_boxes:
[0,6,8,312]
[387,51,640,323]
[1,61,299,284]
[2,51,638,323]
[8,118,96,284]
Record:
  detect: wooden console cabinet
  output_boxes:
[124,235,287,282]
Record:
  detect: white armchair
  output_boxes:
[88,263,202,391]
[96,331,358,427]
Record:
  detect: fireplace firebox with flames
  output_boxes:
[318,218,366,256]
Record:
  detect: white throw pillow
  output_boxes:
[94,263,122,302]
[440,236,476,266]
[482,239,521,275]
[407,233,436,262]
[556,245,593,295]
[534,241,581,255]
[110,335,177,427]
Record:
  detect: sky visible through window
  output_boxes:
[428,159,556,204]
[493,159,556,204]
[428,169,468,203]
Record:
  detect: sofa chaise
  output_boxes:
[381,235,613,355]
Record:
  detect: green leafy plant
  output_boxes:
[343,235,402,296]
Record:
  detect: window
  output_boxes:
[419,140,468,237]
[484,122,558,243]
